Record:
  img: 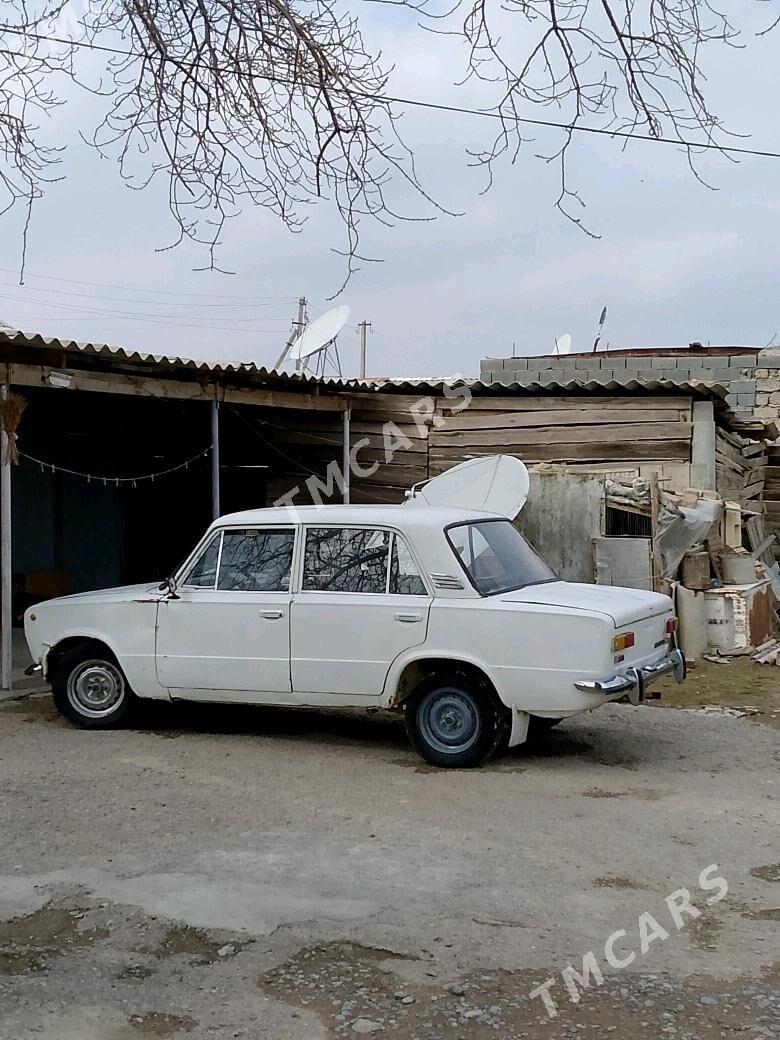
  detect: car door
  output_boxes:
[156,526,295,697]
[290,526,432,698]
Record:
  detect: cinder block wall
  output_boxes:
[479,348,780,428]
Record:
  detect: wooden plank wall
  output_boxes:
[264,393,430,506]
[263,392,697,505]
[715,427,767,509]
[763,444,780,559]
[430,394,695,473]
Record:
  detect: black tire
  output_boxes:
[52,642,136,729]
[404,672,502,768]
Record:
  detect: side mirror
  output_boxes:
[158,575,180,600]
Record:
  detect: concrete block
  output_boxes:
[685,356,708,370]
[504,357,528,370]
[729,354,757,368]
[524,369,542,382]
[725,393,738,407]
[537,372,560,386]
[482,367,503,384]
[729,380,756,395]
[574,357,598,370]
[702,356,732,370]
[637,369,657,381]
[622,369,641,382]
[560,369,578,383]
[651,356,672,369]
[606,356,627,369]
[760,354,780,370]
[736,393,756,406]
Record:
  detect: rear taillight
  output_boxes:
[613,632,635,652]
[666,618,678,635]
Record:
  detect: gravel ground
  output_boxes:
[0,689,778,1040]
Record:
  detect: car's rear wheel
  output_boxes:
[404,673,500,768]
[52,643,136,728]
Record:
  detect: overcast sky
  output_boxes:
[2,4,779,377]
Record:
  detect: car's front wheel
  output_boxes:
[52,643,136,728]
[404,673,501,768]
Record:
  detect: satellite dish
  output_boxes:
[405,455,530,519]
[555,333,572,355]
[288,305,350,362]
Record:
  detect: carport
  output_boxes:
[0,329,352,690]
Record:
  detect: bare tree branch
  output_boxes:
[0,0,775,277]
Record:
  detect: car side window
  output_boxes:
[183,534,222,588]
[389,534,427,595]
[217,529,295,592]
[303,527,390,593]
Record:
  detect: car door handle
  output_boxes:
[394,612,422,623]
[261,610,284,620]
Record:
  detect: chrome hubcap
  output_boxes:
[418,688,480,755]
[67,660,124,718]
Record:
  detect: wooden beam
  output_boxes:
[437,408,689,431]
[430,422,692,448]
[8,363,348,412]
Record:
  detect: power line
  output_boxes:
[0,266,297,303]
[0,289,290,332]
[5,26,780,161]
[0,282,291,320]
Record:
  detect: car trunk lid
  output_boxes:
[501,581,674,666]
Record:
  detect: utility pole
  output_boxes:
[293,296,307,372]
[358,320,371,379]
[274,296,308,370]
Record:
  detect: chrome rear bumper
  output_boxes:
[574,648,686,706]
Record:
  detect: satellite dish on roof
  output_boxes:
[555,333,572,355]
[288,305,350,362]
[405,455,529,519]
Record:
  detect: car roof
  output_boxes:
[211,504,504,530]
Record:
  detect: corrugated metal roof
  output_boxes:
[364,374,732,398]
[4,327,775,436]
[0,327,363,388]
[0,328,736,398]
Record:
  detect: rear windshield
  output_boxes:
[446,520,557,596]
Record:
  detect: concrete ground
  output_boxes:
[0,664,778,1040]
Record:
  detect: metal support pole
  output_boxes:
[358,321,371,379]
[342,405,351,504]
[1,385,12,691]
[211,399,221,520]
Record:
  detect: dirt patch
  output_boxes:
[127,1012,197,1037]
[116,963,156,981]
[752,863,780,883]
[0,693,59,722]
[594,875,645,890]
[686,912,724,951]
[656,659,780,727]
[141,924,238,966]
[0,905,108,976]
[261,941,780,1039]
[742,907,780,921]
[582,787,662,800]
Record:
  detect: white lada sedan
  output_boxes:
[23,504,685,767]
